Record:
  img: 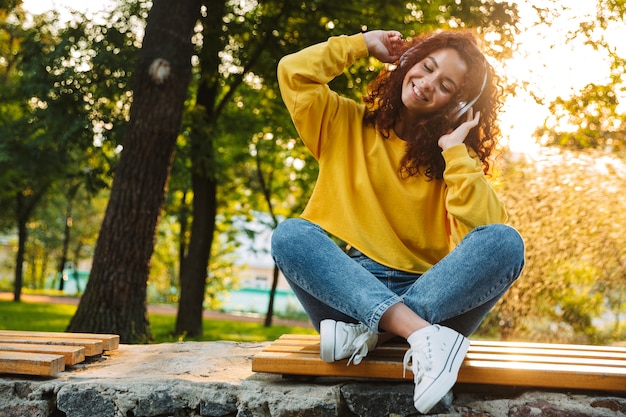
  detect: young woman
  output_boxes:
[271,29,525,413]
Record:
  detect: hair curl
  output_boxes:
[363,31,503,179]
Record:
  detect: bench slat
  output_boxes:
[0,330,119,351]
[0,342,85,365]
[469,345,626,360]
[459,360,626,391]
[0,351,65,376]
[471,340,626,353]
[0,335,102,356]
[466,352,626,368]
[251,335,626,392]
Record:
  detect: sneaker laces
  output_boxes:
[402,337,433,382]
[346,329,376,366]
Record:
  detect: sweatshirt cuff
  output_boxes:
[349,33,370,59]
[442,143,470,162]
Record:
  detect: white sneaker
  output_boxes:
[403,325,469,414]
[319,319,378,365]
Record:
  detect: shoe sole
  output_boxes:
[319,319,337,362]
[413,333,470,413]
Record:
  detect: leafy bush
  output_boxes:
[478,149,626,344]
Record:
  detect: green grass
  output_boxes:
[0,300,316,343]
[0,301,78,332]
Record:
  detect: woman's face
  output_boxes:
[401,48,468,117]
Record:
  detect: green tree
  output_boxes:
[533,0,626,153]
[534,83,626,151]
[19,182,106,293]
[67,0,202,343]
[0,9,109,301]
[0,0,19,12]
[214,79,316,327]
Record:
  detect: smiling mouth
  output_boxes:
[412,83,427,101]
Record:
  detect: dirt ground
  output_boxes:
[0,291,312,328]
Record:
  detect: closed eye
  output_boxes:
[424,56,456,94]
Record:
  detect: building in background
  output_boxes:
[222,224,305,317]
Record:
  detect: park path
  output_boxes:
[0,292,311,328]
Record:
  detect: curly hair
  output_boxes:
[363,31,503,179]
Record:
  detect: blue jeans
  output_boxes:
[271,218,525,337]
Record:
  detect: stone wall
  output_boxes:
[1,341,625,417]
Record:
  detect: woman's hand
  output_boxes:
[438,108,481,151]
[363,30,404,63]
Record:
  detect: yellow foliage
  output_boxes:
[488,148,626,343]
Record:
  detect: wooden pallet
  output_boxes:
[0,330,120,377]
[251,334,626,393]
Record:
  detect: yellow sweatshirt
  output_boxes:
[277,33,507,274]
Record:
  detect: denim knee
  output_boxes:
[271,219,294,259]
[484,223,525,271]
[271,218,309,260]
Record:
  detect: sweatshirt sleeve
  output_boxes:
[277,34,369,159]
[443,144,508,244]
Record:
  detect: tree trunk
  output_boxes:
[58,199,72,291]
[177,190,189,280]
[13,207,26,302]
[264,265,280,327]
[72,243,84,294]
[66,0,201,343]
[13,191,45,302]
[175,173,217,337]
[173,0,224,337]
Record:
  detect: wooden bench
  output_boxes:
[0,330,120,377]
[252,334,626,393]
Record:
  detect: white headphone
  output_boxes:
[451,61,488,122]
